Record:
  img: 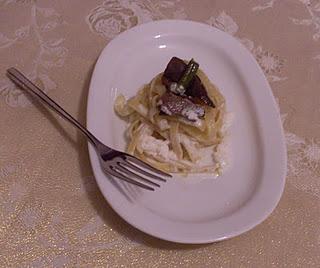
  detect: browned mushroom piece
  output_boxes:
[162,57,186,88]
[162,57,215,108]
[159,92,205,121]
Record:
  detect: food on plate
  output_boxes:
[114,56,231,175]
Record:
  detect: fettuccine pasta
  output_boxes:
[114,58,226,174]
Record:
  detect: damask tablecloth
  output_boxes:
[1,0,320,267]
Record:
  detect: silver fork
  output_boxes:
[7,67,171,191]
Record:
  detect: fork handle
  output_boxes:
[7,67,103,148]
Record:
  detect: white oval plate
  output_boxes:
[87,20,287,244]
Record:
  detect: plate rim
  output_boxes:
[86,19,287,244]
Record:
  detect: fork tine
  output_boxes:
[124,155,172,178]
[116,163,160,187]
[121,159,167,182]
[108,168,154,191]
